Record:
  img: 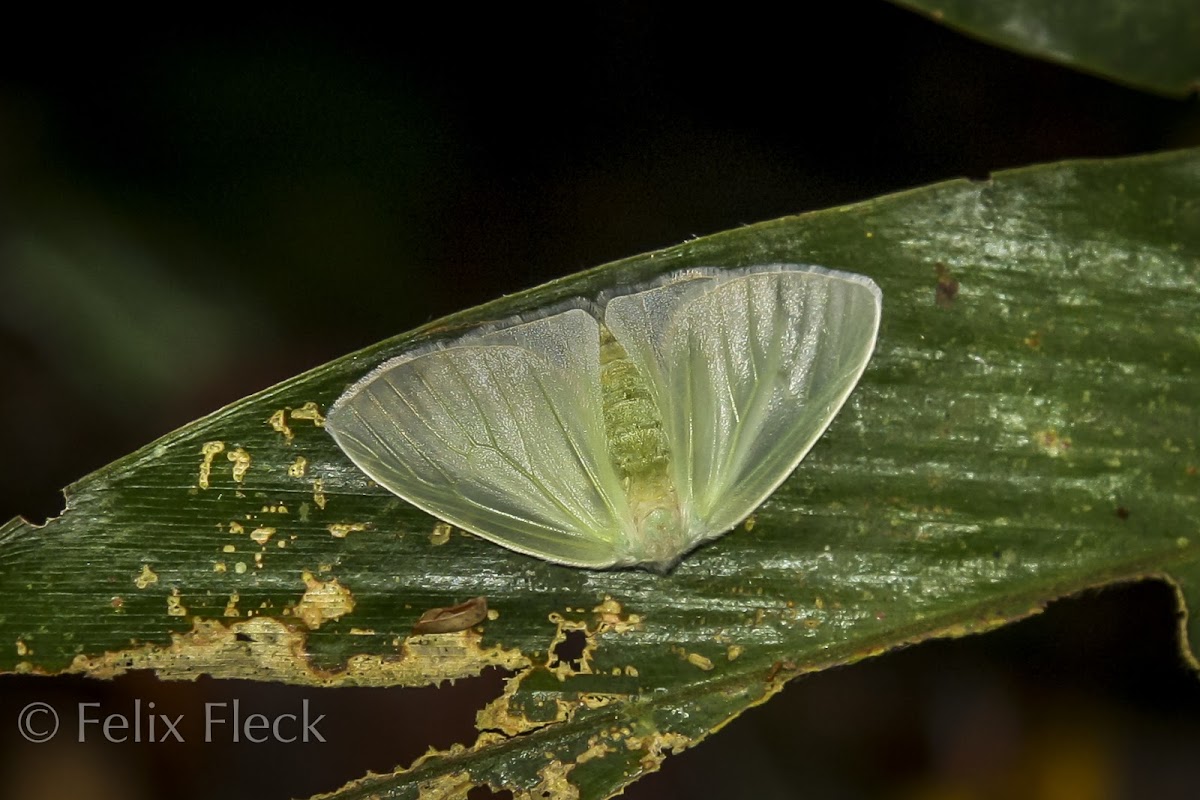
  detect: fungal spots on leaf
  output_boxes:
[197,441,225,489]
[529,760,580,800]
[134,564,159,590]
[268,409,293,440]
[69,616,528,688]
[934,263,959,308]
[577,738,616,764]
[250,527,276,545]
[166,589,188,617]
[1035,429,1071,457]
[765,659,797,684]
[227,448,252,483]
[328,522,368,539]
[592,596,642,634]
[415,770,475,799]
[1115,506,1131,520]
[290,401,326,427]
[430,521,452,546]
[624,730,692,774]
[294,571,355,629]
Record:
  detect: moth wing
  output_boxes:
[326,309,635,568]
[606,265,881,537]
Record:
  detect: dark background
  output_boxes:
[1,5,1198,799]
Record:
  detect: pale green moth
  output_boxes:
[326,264,882,571]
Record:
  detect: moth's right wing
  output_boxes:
[326,309,635,568]
[606,265,881,539]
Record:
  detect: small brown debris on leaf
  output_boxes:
[934,262,959,308]
[412,596,489,635]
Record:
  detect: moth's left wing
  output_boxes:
[326,309,636,568]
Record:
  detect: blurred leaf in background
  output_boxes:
[892,0,1200,97]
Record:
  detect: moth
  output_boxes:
[327,264,882,571]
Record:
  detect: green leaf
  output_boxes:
[891,0,1200,97]
[2,148,1198,800]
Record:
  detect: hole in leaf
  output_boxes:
[550,629,586,672]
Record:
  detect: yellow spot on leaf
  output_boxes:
[415,770,474,800]
[686,652,714,671]
[227,448,252,483]
[486,608,499,621]
[290,401,326,427]
[1035,429,1072,457]
[743,515,756,531]
[15,639,29,656]
[529,759,580,800]
[577,737,615,764]
[250,527,276,545]
[135,565,159,590]
[198,441,225,489]
[328,523,367,539]
[430,522,452,546]
[224,593,240,618]
[593,595,642,633]
[313,479,327,510]
[69,616,528,689]
[235,562,247,574]
[213,562,227,573]
[229,521,244,535]
[167,589,188,617]
[268,409,293,440]
[727,645,743,661]
[624,730,691,773]
[295,571,355,630]
[288,456,307,478]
